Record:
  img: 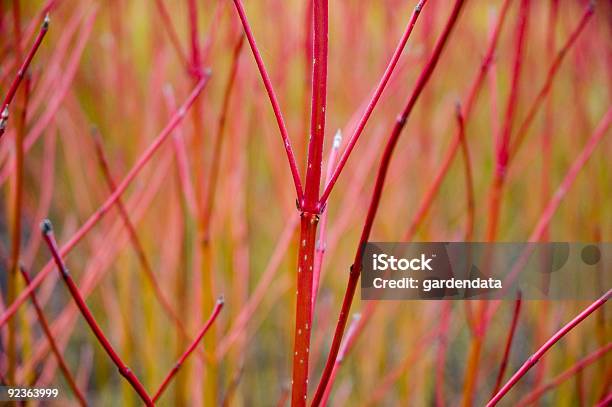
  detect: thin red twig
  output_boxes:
[318,0,429,206]
[517,342,612,406]
[41,220,153,406]
[0,14,48,140]
[491,292,523,396]
[311,2,466,404]
[509,2,595,157]
[231,0,304,203]
[153,297,224,402]
[487,289,611,406]
[0,75,211,329]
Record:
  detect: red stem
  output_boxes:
[311,2,466,404]
[491,292,523,396]
[486,0,530,242]
[0,75,210,329]
[319,313,361,405]
[0,14,48,140]
[403,0,512,240]
[153,0,190,67]
[487,289,611,406]
[19,266,87,406]
[41,220,153,406]
[91,128,194,344]
[231,0,304,203]
[187,0,202,76]
[153,297,224,402]
[517,342,612,406]
[509,2,594,157]
[456,103,474,241]
[318,0,429,206]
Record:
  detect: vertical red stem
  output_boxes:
[291,1,328,405]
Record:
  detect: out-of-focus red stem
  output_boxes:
[0,75,210,330]
[483,106,612,326]
[486,0,530,242]
[153,0,189,67]
[528,106,611,242]
[153,297,224,402]
[0,14,48,140]
[517,342,612,406]
[491,292,522,396]
[91,128,193,342]
[231,0,304,203]
[311,2,466,404]
[509,2,594,157]
[318,0,429,206]
[19,267,87,406]
[403,0,512,241]
[487,289,611,406]
[312,130,342,315]
[41,220,153,406]
[187,0,201,73]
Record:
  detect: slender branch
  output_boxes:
[491,292,523,396]
[487,289,611,406]
[303,0,328,212]
[403,0,512,241]
[483,106,612,325]
[230,0,304,203]
[0,14,48,140]
[517,342,612,406]
[319,313,361,405]
[509,2,594,157]
[312,130,342,315]
[456,103,474,241]
[19,266,87,406]
[153,0,190,67]
[318,0,429,206]
[485,0,530,242]
[311,2,466,404]
[187,0,202,76]
[0,75,211,329]
[41,220,153,406]
[153,297,224,402]
[201,34,245,238]
[291,0,329,404]
[90,128,192,341]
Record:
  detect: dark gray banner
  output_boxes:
[361,243,610,300]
